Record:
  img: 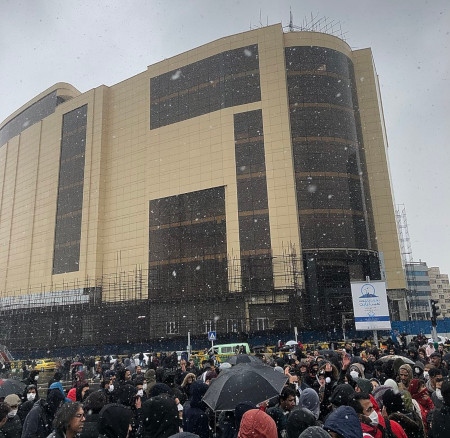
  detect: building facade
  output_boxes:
[429,266,450,319]
[0,24,405,351]
[405,261,432,320]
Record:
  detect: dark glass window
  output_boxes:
[52,105,87,274]
[150,45,260,129]
[234,110,273,291]
[0,91,58,146]
[148,187,227,299]
[286,46,375,252]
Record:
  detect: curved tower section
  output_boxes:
[284,33,381,328]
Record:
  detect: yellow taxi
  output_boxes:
[34,359,57,371]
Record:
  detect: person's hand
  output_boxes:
[342,354,351,370]
[381,406,389,419]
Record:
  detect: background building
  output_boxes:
[405,261,432,320]
[429,266,450,319]
[0,24,405,353]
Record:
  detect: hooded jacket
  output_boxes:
[323,406,362,438]
[21,390,65,438]
[298,389,320,420]
[298,426,330,438]
[182,381,209,438]
[286,407,316,438]
[141,396,179,438]
[98,403,133,438]
[238,409,277,438]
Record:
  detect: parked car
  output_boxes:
[34,359,57,371]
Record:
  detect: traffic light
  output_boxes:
[431,299,441,327]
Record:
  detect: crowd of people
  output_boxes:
[0,335,449,438]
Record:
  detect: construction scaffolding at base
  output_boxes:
[0,252,306,355]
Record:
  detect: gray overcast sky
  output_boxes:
[1,0,449,274]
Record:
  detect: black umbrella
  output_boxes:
[226,354,262,365]
[0,378,26,398]
[203,363,288,411]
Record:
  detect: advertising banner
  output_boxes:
[351,281,391,330]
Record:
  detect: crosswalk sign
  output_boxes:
[208,331,216,341]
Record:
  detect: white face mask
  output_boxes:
[423,371,429,380]
[137,389,144,397]
[350,370,359,379]
[369,410,379,426]
[34,375,39,381]
[108,384,114,393]
[27,393,36,401]
[8,410,17,418]
[142,383,147,391]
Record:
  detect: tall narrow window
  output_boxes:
[52,105,87,274]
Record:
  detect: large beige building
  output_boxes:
[0,24,405,351]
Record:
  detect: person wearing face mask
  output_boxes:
[134,376,148,403]
[1,395,22,438]
[17,386,39,424]
[22,371,40,387]
[348,392,407,438]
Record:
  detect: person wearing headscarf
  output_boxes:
[408,378,434,433]
[397,364,413,390]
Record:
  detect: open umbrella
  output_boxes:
[203,363,288,411]
[285,340,298,346]
[226,354,262,365]
[0,378,26,398]
[378,355,415,365]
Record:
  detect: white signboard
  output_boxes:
[351,281,391,330]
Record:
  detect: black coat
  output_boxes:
[429,405,450,438]
[78,413,100,438]
[0,415,22,438]
[20,400,51,438]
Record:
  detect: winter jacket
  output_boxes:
[323,406,362,438]
[0,415,22,438]
[182,382,209,438]
[237,409,277,438]
[78,412,100,438]
[21,400,52,438]
[98,404,133,438]
[141,396,179,438]
[429,404,450,438]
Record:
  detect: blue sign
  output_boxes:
[208,331,216,341]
